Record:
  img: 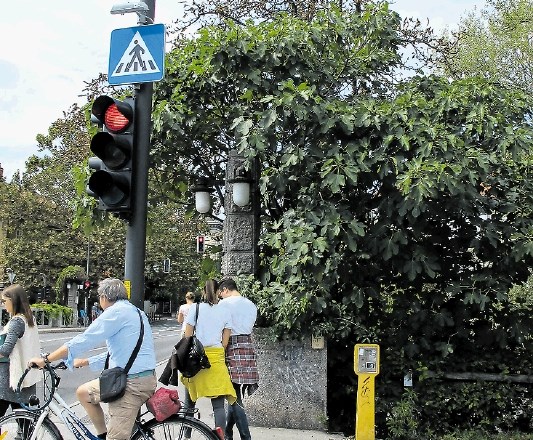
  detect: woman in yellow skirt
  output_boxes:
[181,279,237,431]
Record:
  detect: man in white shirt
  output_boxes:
[218,278,258,440]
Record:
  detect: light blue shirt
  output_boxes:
[65,300,156,374]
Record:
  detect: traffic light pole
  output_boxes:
[125,0,155,308]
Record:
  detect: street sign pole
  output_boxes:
[124,0,155,308]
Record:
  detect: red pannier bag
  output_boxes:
[146,387,181,421]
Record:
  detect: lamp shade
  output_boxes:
[195,191,211,213]
[232,181,250,207]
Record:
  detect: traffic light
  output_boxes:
[83,280,91,291]
[87,95,135,215]
[196,235,205,253]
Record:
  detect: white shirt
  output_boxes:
[185,303,232,348]
[178,303,192,322]
[178,303,192,336]
[219,296,257,336]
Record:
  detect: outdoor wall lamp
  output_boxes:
[191,177,214,214]
[228,165,253,207]
[191,166,253,214]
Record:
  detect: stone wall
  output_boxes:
[245,329,328,430]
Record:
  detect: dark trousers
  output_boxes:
[225,384,251,440]
[182,389,227,432]
[0,400,25,436]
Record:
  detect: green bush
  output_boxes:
[32,303,73,325]
[386,389,420,439]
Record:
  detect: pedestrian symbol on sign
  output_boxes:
[112,31,160,77]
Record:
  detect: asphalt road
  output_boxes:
[39,318,181,405]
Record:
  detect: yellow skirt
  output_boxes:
[181,346,237,405]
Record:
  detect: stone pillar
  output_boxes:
[67,283,78,326]
[221,150,260,276]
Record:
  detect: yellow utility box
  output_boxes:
[354,344,380,440]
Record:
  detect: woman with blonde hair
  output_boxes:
[181,279,236,431]
[0,284,41,416]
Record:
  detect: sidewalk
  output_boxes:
[40,322,348,440]
[51,365,347,440]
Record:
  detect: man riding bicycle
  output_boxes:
[29,278,156,440]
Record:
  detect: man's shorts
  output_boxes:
[82,373,157,440]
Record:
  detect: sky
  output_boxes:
[0,0,483,182]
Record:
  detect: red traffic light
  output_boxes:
[92,96,134,134]
[105,104,131,132]
[197,235,205,253]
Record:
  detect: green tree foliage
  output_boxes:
[152,4,533,434]
[0,179,86,300]
[144,202,207,301]
[153,3,402,207]
[439,0,533,97]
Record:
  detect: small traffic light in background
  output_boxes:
[196,235,205,253]
[87,95,135,217]
[83,280,91,291]
[163,258,171,273]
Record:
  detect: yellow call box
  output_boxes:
[354,344,380,375]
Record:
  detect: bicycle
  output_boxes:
[0,362,222,440]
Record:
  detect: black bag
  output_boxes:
[159,303,210,381]
[99,367,127,402]
[99,308,144,403]
[174,334,210,378]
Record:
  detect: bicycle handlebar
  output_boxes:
[35,360,67,370]
[17,360,66,411]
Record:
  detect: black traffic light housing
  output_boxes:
[87,95,135,216]
[197,235,205,253]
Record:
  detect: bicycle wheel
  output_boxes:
[0,410,63,440]
[132,415,220,440]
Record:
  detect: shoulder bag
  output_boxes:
[173,303,210,378]
[99,308,144,403]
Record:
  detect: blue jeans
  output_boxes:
[225,384,251,440]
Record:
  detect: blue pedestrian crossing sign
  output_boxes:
[108,24,165,85]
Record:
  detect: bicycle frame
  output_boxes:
[18,390,99,440]
[20,386,160,440]
[51,394,100,440]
